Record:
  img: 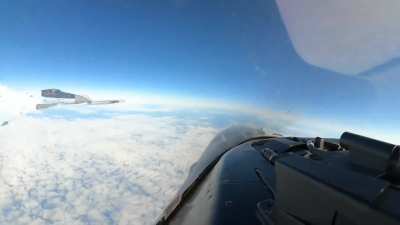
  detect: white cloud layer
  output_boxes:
[0,84,225,224]
[0,113,217,225]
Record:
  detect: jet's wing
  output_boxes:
[41,89,76,99]
[36,103,59,110]
[89,100,122,105]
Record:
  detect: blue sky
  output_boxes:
[0,0,393,122]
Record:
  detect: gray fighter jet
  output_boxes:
[36,89,122,110]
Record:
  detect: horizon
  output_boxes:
[1,84,399,143]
